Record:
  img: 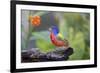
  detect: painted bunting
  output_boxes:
[51,26,64,40]
[49,26,68,47]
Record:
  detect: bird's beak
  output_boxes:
[48,28,52,32]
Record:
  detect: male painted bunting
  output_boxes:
[49,26,68,47]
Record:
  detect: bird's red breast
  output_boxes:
[50,32,65,47]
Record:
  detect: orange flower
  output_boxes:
[29,16,41,27]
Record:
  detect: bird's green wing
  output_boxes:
[57,33,64,40]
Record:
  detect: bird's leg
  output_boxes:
[63,39,70,50]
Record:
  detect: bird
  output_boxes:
[51,26,64,40]
[29,16,41,27]
[49,26,68,47]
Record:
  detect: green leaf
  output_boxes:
[32,31,51,42]
[36,39,55,53]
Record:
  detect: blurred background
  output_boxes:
[21,10,90,60]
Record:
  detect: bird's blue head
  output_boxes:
[51,26,59,36]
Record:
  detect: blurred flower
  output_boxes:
[29,16,41,27]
